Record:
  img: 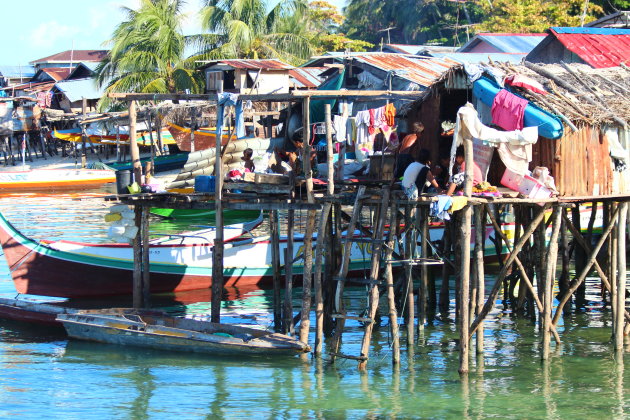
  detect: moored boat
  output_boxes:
[104,152,190,173]
[166,122,233,152]
[57,312,310,356]
[0,168,116,191]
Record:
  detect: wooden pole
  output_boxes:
[542,206,561,360]
[141,206,151,308]
[384,199,400,364]
[211,103,224,323]
[313,202,331,355]
[474,205,485,354]
[615,201,627,351]
[418,205,429,334]
[129,101,142,186]
[325,104,334,195]
[458,136,474,374]
[132,205,142,309]
[300,211,316,344]
[270,210,282,331]
[406,205,415,342]
[284,210,295,334]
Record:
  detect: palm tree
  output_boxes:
[198,0,314,65]
[95,0,206,110]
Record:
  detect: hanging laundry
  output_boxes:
[430,195,453,221]
[497,143,532,175]
[385,103,396,127]
[491,89,528,131]
[346,117,357,146]
[333,115,347,143]
[505,74,547,95]
[355,110,371,145]
[449,196,468,213]
[369,106,387,130]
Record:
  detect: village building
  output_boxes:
[29,49,108,71]
[199,59,294,95]
[457,32,546,54]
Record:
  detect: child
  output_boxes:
[402,149,441,200]
[242,148,255,172]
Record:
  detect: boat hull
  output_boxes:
[167,123,233,152]
[0,169,115,191]
[58,313,310,356]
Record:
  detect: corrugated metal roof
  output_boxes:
[0,65,35,78]
[289,67,326,88]
[550,27,630,68]
[30,50,108,64]
[381,44,424,54]
[459,33,546,53]
[53,78,103,102]
[201,59,294,70]
[352,54,459,88]
[42,68,72,81]
[431,52,526,65]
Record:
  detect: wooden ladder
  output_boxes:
[329,185,391,367]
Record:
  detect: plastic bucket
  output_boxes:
[115,170,133,194]
[194,175,216,193]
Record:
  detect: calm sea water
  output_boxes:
[0,191,628,419]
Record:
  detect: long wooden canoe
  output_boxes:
[0,169,115,191]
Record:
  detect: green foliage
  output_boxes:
[95,0,204,111]
[198,0,314,65]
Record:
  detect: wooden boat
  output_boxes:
[167,122,234,152]
[149,208,260,221]
[57,312,310,356]
[104,152,190,173]
[0,168,115,191]
[0,209,384,298]
[0,297,74,326]
[53,128,177,146]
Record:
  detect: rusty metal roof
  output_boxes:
[30,50,108,65]
[201,59,294,70]
[289,67,326,88]
[351,54,459,88]
[550,27,630,68]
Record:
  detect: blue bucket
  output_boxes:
[194,175,216,193]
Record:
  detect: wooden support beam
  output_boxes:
[615,202,627,351]
[211,102,224,324]
[552,203,622,326]
[129,100,142,185]
[270,210,282,331]
[469,204,550,339]
[132,205,142,309]
[384,199,400,365]
[300,209,316,345]
[141,206,151,308]
[542,207,562,360]
[485,206,561,344]
[474,205,485,354]
[313,202,331,355]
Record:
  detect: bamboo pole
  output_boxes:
[300,211,316,344]
[542,206,562,360]
[474,205,485,354]
[615,202,627,351]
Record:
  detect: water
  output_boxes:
[0,192,629,419]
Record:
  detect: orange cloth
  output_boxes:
[385,103,396,126]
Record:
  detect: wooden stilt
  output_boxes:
[284,210,295,334]
[211,101,224,324]
[542,206,562,360]
[128,100,142,186]
[469,204,550,339]
[439,221,452,317]
[406,209,415,343]
[141,206,151,308]
[384,199,401,364]
[417,205,428,335]
[313,202,331,355]
[270,210,282,331]
[614,202,627,351]
[358,187,390,370]
[474,205,485,354]
[300,210,316,344]
[132,205,142,309]
[403,204,413,338]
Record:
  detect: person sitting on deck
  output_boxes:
[241,148,255,172]
[402,149,442,200]
[446,146,483,196]
[394,122,424,179]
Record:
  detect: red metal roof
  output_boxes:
[289,67,326,88]
[206,59,293,70]
[352,54,459,88]
[550,28,630,68]
[42,67,72,81]
[30,50,108,64]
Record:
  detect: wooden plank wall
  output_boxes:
[532,126,614,196]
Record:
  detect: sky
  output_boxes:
[3,0,347,66]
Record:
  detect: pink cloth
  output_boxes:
[461,161,484,185]
[491,89,528,131]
